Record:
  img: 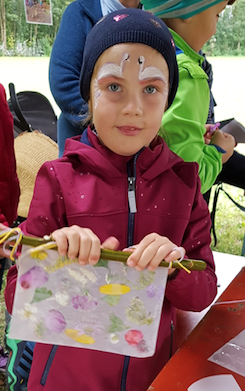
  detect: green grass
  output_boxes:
[209,183,245,255]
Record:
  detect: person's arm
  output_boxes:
[49,1,102,130]
[20,161,68,238]
[160,66,222,194]
[0,84,20,226]
[4,160,67,314]
[165,169,217,311]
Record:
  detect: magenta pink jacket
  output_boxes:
[5,126,217,391]
[0,84,19,226]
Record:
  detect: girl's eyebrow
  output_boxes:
[97,75,123,85]
[139,77,166,85]
[98,67,123,81]
[97,59,127,81]
[139,66,167,83]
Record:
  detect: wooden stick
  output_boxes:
[1,231,207,271]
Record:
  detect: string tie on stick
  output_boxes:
[171,247,191,274]
[0,228,23,261]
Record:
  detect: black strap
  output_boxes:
[9,83,32,132]
[210,182,221,247]
[221,187,245,212]
[211,182,245,246]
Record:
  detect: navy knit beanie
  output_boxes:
[80,8,178,108]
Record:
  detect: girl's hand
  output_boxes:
[51,225,119,266]
[124,233,185,274]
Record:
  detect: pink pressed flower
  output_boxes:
[125,330,143,346]
[19,266,49,289]
[147,284,156,298]
[45,309,66,333]
[71,295,97,310]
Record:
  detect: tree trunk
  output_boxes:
[0,0,6,53]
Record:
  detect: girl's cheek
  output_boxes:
[144,94,167,109]
[101,90,122,104]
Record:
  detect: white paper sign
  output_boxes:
[188,374,242,391]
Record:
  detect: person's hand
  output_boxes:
[204,124,214,144]
[210,129,235,164]
[124,233,185,274]
[51,225,119,265]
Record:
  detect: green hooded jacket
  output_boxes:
[160,30,222,194]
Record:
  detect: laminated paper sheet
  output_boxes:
[208,329,245,378]
[10,246,168,357]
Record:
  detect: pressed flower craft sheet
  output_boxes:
[10,246,168,357]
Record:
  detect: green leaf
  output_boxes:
[93,259,109,268]
[35,321,45,337]
[108,313,129,333]
[102,295,121,306]
[31,287,52,304]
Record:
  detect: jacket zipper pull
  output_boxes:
[128,176,137,214]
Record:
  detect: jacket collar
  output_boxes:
[170,29,204,66]
[63,126,183,181]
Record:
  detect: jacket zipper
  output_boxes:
[40,345,58,386]
[121,152,141,391]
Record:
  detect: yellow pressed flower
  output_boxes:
[65,329,95,344]
[99,283,130,295]
[30,250,48,261]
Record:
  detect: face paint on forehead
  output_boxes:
[97,52,130,81]
[93,79,101,110]
[138,55,168,84]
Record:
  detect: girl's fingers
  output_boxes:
[52,229,69,256]
[165,246,185,263]
[52,226,101,265]
[127,234,172,270]
[126,234,157,267]
[126,233,186,271]
[74,227,100,265]
[101,236,120,251]
[147,243,175,271]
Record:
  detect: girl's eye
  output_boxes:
[145,86,157,94]
[108,84,121,92]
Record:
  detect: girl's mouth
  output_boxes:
[117,126,142,136]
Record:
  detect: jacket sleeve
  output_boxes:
[49,1,101,130]
[0,84,20,226]
[4,265,18,314]
[160,64,222,194]
[5,161,68,314]
[165,169,217,312]
[20,161,68,238]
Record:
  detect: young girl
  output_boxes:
[5,9,217,391]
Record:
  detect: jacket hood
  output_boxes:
[78,0,102,21]
[63,126,185,182]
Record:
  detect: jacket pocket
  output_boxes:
[183,62,208,80]
[40,345,58,386]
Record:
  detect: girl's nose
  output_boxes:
[122,93,143,116]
